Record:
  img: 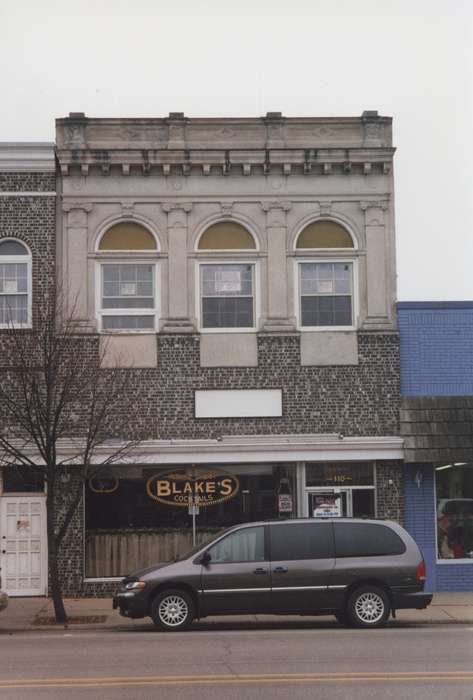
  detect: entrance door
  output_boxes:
[0,496,47,596]
[308,489,351,518]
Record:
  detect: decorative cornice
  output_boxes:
[360,200,389,212]
[55,112,395,178]
[62,202,93,213]
[161,202,193,213]
[3,434,404,465]
[261,200,292,213]
[0,142,55,172]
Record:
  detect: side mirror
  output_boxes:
[200,551,211,566]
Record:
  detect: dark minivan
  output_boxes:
[113,518,432,630]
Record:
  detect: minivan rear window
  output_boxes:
[334,522,406,557]
[270,523,334,560]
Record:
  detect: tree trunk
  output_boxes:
[46,487,68,624]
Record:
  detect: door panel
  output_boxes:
[269,522,335,612]
[0,497,47,596]
[200,525,271,614]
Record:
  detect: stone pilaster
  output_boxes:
[360,200,391,329]
[261,200,295,332]
[62,202,93,330]
[161,202,194,332]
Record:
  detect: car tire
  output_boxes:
[346,585,390,629]
[150,589,194,632]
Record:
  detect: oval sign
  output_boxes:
[88,475,119,494]
[146,468,239,508]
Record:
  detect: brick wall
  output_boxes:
[398,302,473,396]
[103,332,400,440]
[0,172,56,331]
[376,461,404,524]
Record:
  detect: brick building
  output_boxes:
[399,302,473,591]
[0,112,404,597]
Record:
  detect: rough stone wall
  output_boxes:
[0,172,55,192]
[102,332,400,441]
[0,172,56,331]
[376,460,404,524]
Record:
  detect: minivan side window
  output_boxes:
[334,523,406,557]
[270,523,334,560]
[208,526,265,563]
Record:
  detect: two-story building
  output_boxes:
[0,112,403,597]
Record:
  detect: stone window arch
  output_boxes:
[0,238,32,327]
[295,220,355,249]
[98,222,158,251]
[197,221,257,251]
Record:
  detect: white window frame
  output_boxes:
[0,238,32,329]
[434,464,473,565]
[95,260,159,333]
[294,257,358,331]
[195,260,260,333]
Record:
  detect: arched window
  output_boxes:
[198,222,256,250]
[97,223,158,332]
[295,221,356,329]
[0,239,31,327]
[296,220,354,250]
[197,222,258,330]
[98,222,157,251]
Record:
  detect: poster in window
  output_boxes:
[312,492,341,518]
[215,270,241,293]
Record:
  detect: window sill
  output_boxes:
[298,325,357,332]
[199,327,257,334]
[437,558,473,565]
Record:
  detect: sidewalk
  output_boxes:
[1,592,473,633]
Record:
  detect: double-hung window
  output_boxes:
[0,239,31,327]
[201,263,254,329]
[295,220,356,330]
[96,222,158,332]
[197,222,258,331]
[101,263,155,330]
[300,261,353,327]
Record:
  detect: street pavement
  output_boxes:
[1,591,473,633]
[0,620,472,699]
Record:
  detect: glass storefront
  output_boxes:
[436,463,473,560]
[85,463,297,578]
[305,462,375,519]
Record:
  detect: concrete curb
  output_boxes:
[1,593,472,633]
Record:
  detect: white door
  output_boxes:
[0,496,47,596]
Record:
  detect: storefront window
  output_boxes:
[85,463,296,578]
[1,466,45,492]
[305,462,374,487]
[436,464,473,560]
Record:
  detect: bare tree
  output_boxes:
[0,290,137,623]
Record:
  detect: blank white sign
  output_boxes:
[195,389,282,418]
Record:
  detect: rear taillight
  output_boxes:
[416,559,426,582]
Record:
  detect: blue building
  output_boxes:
[398,301,473,591]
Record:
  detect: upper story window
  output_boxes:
[295,220,356,330]
[196,222,258,332]
[96,222,159,332]
[0,239,32,328]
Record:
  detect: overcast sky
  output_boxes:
[1,0,472,301]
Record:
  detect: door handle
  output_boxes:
[273,566,288,573]
[253,568,268,575]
